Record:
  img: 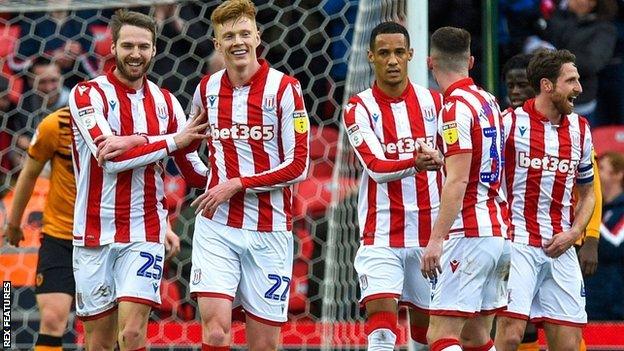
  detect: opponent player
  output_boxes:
[496,49,596,351]
[343,21,443,351]
[188,1,310,350]
[68,9,206,351]
[421,26,510,351]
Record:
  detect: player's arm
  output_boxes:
[168,90,208,188]
[544,123,596,258]
[422,99,474,279]
[577,150,601,275]
[2,156,46,247]
[344,100,422,184]
[69,82,197,174]
[239,80,310,191]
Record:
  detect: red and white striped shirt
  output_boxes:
[503,99,594,246]
[439,78,509,239]
[344,82,443,247]
[191,60,309,232]
[69,68,207,247]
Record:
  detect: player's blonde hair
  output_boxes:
[210,0,257,27]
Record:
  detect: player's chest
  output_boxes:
[370,103,437,152]
[106,95,170,136]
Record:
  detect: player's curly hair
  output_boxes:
[110,9,157,45]
[211,0,257,27]
[526,49,576,93]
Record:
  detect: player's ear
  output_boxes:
[408,48,414,61]
[427,56,433,70]
[541,78,553,93]
[468,56,475,70]
[367,50,374,63]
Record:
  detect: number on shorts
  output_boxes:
[136,252,163,280]
[264,274,291,301]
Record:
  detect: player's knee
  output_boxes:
[204,328,230,346]
[495,323,524,350]
[86,336,116,351]
[119,326,144,346]
[39,309,69,335]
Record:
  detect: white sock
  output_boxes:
[408,338,429,351]
[367,328,397,351]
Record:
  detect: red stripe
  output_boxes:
[216,74,244,227]
[505,110,517,242]
[405,87,432,246]
[363,178,377,245]
[247,73,273,230]
[276,81,290,230]
[464,89,502,237]
[525,114,544,247]
[112,84,133,243]
[548,124,571,236]
[142,83,161,242]
[453,97,480,237]
[378,97,405,247]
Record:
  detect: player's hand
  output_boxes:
[578,236,598,276]
[415,140,443,171]
[164,228,181,261]
[173,110,209,150]
[421,238,443,279]
[543,229,579,258]
[3,223,24,247]
[94,134,147,165]
[192,178,243,217]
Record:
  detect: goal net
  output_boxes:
[0,0,408,350]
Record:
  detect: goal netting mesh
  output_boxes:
[0,0,408,350]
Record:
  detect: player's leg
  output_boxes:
[404,247,434,351]
[518,323,540,351]
[354,246,406,351]
[543,323,582,351]
[427,237,501,351]
[114,242,166,350]
[239,229,293,351]
[34,235,74,351]
[461,238,509,350]
[190,217,242,349]
[460,315,496,351]
[495,242,543,351]
[73,245,118,350]
[539,247,586,351]
[117,301,152,350]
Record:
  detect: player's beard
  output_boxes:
[552,90,574,115]
[115,56,151,83]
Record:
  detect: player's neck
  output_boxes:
[113,68,144,90]
[226,60,261,87]
[377,79,408,98]
[437,71,467,95]
[534,94,563,124]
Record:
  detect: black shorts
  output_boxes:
[35,233,75,296]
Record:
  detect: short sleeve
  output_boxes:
[438,99,473,156]
[28,113,59,162]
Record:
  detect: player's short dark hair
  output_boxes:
[502,54,533,80]
[526,49,576,92]
[110,9,156,45]
[369,21,410,50]
[430,26,471,72]
[600,151,624,187]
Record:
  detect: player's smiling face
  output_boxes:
[551,62,582,115]
[214,16,261,70]
[111,24,155,83]
[369,33,413,88]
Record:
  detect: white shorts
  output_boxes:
[73,242,164,320]
[430,236,508,316]
[354,246,433,312]
[501,243,586,326]
[190,216,293,324]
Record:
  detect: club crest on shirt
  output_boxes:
[207,95,218,109]
[424,107,437,122]
[293,110,309,134]
[263,94,276,112]
[442,121,458,145]
[156,103,168,119]
[192,268,201,285]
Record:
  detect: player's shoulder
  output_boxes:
[37,107,70,136]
